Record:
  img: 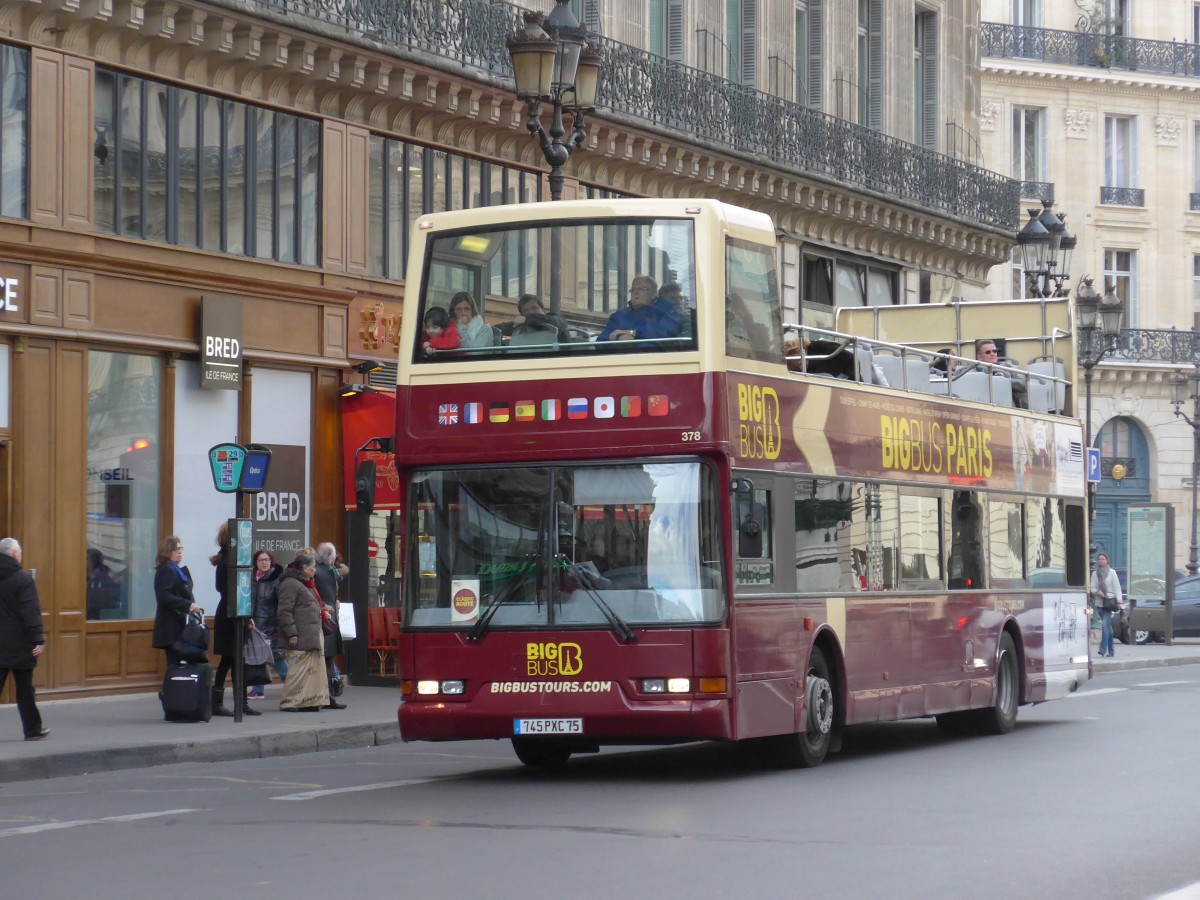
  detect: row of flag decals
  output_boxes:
[437,395,669,426]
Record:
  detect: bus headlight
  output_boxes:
[440,680,466,695]
[641,678,691,694]
[417,680,440,695]
[416,680,465,696]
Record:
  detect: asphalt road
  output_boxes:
[2,665,1199,900]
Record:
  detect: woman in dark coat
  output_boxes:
[249,549,285,696]
[0,537,48,740]
[210,522,261,716]
[151,535,199,666]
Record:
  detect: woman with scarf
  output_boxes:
[249,549,286,697]
[1091,552,1123,658]
[275,549,330,711]
[151,536,200,667]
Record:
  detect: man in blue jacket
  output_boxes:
[0,537,48,740]
[597,275,683,343]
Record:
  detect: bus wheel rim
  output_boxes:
[807,676,834,735]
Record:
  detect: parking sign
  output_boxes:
[1087,448,1101,483]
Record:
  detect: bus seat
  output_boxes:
[1027,359,1066,413]
[990,374,1014,407]
[509,330,558,347]
[952,370,991,403]
[905,359,932,393]
[873,353,903,389]
[855,347,877,384]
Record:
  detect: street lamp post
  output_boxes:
[1169,361,1200,576]
[506,1,601,202]
[1017,199,1077,299]
[1075,275,1125,522]
[506,1,601,313]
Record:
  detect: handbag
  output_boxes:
[243,662,272,686]
[1104,593,1121,612]
[171,610,209,663]
[321,603,337,635]
[244,628,273,666]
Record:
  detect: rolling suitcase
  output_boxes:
[161,662,213,722]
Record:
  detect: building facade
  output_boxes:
[979,0,1200,574]
[0,0,1014,698]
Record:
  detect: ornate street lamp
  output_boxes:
[1018,200,1076,298]
[1169,362,1200,576]
[1076,275,1124,521]
[506,1,602,202]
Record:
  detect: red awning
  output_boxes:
[341,389,399,510]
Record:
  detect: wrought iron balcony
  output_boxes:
[983,22,1200,78]
[1080,328,1200,366]
[1100,186,1144,206]
[241,0,1019,231]
[1020,180,1054,202]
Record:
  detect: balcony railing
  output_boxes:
[982,22,1200,78]
[1020,180,1054,202]
[241,0,1019,230]
[1100,186,1144,206]
[1081,328,1200,366]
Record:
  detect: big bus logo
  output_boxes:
[737,384,781,461]
[526,642,583,677]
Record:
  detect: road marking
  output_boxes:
[1155,881,1200,899]
[0,808,201,838]
[272,779,437,801]
[1135,680,1193,688]
[1068,687,1127,698]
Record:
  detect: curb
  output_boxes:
[1093,656,1200,674]
[0,721,402,785]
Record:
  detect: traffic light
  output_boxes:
[355,459,377,514]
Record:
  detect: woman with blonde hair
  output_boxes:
[275,549,330,711]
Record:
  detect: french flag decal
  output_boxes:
[464,402,483,424]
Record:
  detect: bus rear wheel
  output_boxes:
[511,738,572,768]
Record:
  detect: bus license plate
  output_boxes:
[514,718,583,735]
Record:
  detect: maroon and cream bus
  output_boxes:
[391,198,1090,768]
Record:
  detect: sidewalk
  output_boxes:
[2,639,1198,785]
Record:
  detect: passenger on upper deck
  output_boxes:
[597,275,682,342]
[421,306,461,355]
[500,294,570,343]
[659,282,692,338]
[449,292,493,349]
[976,338,1027,408]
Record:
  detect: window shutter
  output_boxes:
[921,12,938,149]
[667,0,684,61]
[582,0,600,33]
[868,0,883,130]
[807,0,823,110]
[726,0,740,80]
[649,0,664,57]
[741,0,758,86]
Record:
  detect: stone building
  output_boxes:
[0,0,1014,696]
[978,0,1200,576]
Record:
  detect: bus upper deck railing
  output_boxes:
[781,323,1073,415]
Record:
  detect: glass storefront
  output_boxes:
[86,351,161,620]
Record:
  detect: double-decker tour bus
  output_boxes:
[391,198,1090,768]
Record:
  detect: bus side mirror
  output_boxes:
[355,460,377,514]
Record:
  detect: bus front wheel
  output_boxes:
[511,738,572,768]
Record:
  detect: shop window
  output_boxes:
[86,352,162,620]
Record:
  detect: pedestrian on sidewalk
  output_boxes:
[315,541,347,710]
[276,550,330,712]
[249,548,285,697]
[210,523,261,716]
[1091,552,1123,658]
[152,536,200,668]
[0,537,49,740]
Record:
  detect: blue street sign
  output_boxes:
[1087,448,1102,483]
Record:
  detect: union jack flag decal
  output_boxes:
[438,403,459,425]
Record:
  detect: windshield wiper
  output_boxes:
[563,557,637,642]
[467,553,538,642]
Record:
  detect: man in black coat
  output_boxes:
[0,537,48,740]
[314,541,347,710]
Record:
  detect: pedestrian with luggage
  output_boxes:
[151,536,199,667]
[0,537,48,741]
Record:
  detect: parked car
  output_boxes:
[1134,574,1200,644]
[1112,567,1186,644]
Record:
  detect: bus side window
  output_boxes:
[735,489,773,586]
[947,491,983,590]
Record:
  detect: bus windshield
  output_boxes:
[407,460,725,629]
[414,217,698,362]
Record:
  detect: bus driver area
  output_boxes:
[391,198,1091,769]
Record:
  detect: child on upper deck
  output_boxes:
[421,306,461,355]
